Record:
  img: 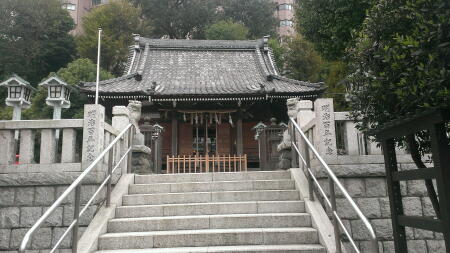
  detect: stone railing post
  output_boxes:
[0,130,15,165]
[313,98,338,159]
[81,104,105,170]
[112,106,130,174]
[296,100,315,128]
[295,100,314,169]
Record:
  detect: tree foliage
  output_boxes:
[296,0,373,60]
[205,20,249,40]
[131,0,216,39]
[218,0,277,39]
[347,0,449,217]
[24,58,114,120]
[0,0,76,84]
[268,39,285,71]
[77,0,151,76]
[283,36,324,82]
[347,0,449,134]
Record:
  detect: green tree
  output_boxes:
[296,0,373,60]
[268,38,285,71]
[77,0,151,76]
[131,0,216,39]
[218,0,277,39]
[24,58,114,119]
[0,0,76,84]
[205,20,249,40]
[347,0,449,216]
[284,36,324,82]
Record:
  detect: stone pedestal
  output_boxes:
[277,149,292,170]
[131,145,152,174]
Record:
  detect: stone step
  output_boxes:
[129,180,295,194]
[98,227,319,250]
[115,201,305,218]
[95,244,326,253]
[122,190,300,206]
[108,213,312,233]
[134,171,291,184]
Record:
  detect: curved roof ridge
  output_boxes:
[83,74,137,87]
[139,37,263,49]
[254,46,271,81]
[271,75,325,89]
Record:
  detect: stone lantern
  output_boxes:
[38,75,72,120]
[0,74,36,121]
[151,123,164,140]
[252,121,267,140]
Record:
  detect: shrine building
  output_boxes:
[81,35,325,170]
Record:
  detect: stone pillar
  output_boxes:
[313,98,338,158]
[81,104,105,170]
[0,130,15,165]
[61,128,76,163]
[236,111,243,156]
[345,121,360,155]
[296,100,314,128]
[40,129,56,164]
[171,111,178,156]
[19,130,35,164]
[112,106,130,174]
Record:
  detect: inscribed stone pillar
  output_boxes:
[313,98,338,158]
[0,130,15,165]
[81,104,105,170]
[112,106,130,174]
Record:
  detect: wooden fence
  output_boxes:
[166,154,247,173]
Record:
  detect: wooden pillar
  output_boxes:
[171,111,178,156]
[236,111,243,156]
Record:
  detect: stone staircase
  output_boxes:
[95,171,326,253]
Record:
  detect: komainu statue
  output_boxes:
[127,100,142,134]
[276,98,298,170]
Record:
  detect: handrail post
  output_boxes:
[72,185,81,253]
[329,179,342,253]
[127,127,133,174]
[106,148,114,206]
[302,138,314,200]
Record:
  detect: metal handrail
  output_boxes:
[19,123,134,253]
[289,117,379,253]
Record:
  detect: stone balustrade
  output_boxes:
[0,104,132,252]
[0,119,84,173]
[294,98,445,252]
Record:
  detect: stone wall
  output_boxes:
[312,156,445,253]
[294,98,445,253]
[0,172,115,252]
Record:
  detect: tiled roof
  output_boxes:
[81,37,325,98]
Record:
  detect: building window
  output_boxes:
[62,3,76,11]
[92,0,108,6]
[278,4,293,10]
[280,20,293,27]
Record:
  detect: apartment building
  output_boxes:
[273,0,296,37]
[61,0,107,35]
